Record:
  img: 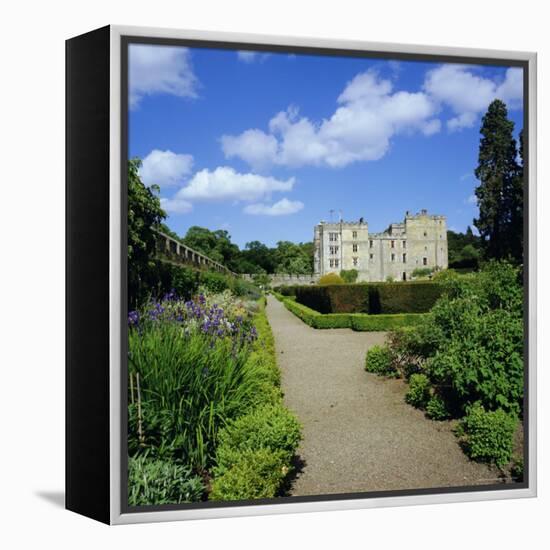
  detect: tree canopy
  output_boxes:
[128,158,166,305]
[176,226,314,275]
[447,227,482,269]
[474,99,523,263]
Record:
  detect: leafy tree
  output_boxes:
[447,227,482,270]
[127,159,166,306]
[474,100,523,263]
[241,241,277,274]
[274,241,312,274]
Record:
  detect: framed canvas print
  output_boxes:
[66,25,537,525]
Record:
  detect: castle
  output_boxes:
[314,210,448,282]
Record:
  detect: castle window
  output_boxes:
[425,246,428,251]
[403,240,406,248]
[369,240,374,248]
[369,253,374,260]
[334,259,339,268]
[403,253,407,263]
[353,257,358,266]
[352,231,357,239]
[391,240,395,248]
[423,231,428,237]
[329,245,339,255]
[440,234,442,239]
[423,257,428,266]
[352,244,358,253]
[329,232,338,242]
[329,259,334,268]
[391,253,395,262]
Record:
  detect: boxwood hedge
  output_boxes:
[274,293,425,331]
[294,281,442,315]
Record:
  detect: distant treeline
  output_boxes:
[161,224,314,276]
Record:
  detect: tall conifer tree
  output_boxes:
[474,99,523,262]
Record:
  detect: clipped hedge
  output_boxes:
[349,313,425,331]
[275,293,425,331]
[294,281,442,315]
[210,448,288,501]
[273,285,300,297]
[214,403,301,477]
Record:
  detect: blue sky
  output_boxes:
[128,44,524,248]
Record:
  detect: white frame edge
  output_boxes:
[108,24,537,525]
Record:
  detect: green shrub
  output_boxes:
[210,448,288,501]
[214,403,301,475]
[386,275,395,283]
[365,345,396,376]
[319,272,344,285]
[199,271,230,293]
[230,277,262,300]
[128,456,204,506]
[458,403,517,468]
[405,374,431,408]
[412,267,434,279]
[340,269,359,283]
[425,395,450,420]
[385,261,524,416]
[427,303,523,415]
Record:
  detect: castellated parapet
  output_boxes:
[314,210,448,282]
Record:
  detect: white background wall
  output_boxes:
[1,0,547,547]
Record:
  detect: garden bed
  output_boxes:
[127,289,301,505]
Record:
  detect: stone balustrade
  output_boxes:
[154,230,236,276]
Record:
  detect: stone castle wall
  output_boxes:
[314,210,448,282]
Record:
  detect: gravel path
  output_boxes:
[266,295,497,496]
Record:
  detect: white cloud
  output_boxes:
[221,129,278,170]
[244,198,304,216]
[174,166,295,202]
[160,197,193,214]
[237,51,270,63]
[139,149,194,187]
[221,70,440,169]
[466,194,477,205]
[424,65,523,131]
[129,45,199,108]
